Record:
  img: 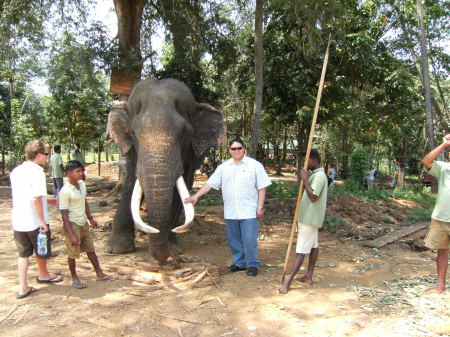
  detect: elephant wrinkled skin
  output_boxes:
[106,78,225,263]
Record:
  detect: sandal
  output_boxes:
[36,275,64,284]
[16,287,38,299]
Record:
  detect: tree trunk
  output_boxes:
[1,142,5,176]
[416,0,435,151]
[295,122,307,181]
[249,0,264,158]
[98,139,101,176]
[107,0,146,252]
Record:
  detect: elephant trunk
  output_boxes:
[130,177,194,234]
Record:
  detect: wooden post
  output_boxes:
[281,35,332,283]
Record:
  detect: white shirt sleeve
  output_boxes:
[30,171,47,198]
[207,164,224,190]
[255,163,272,190]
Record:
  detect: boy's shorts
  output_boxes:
[425,219,450,249]
[296,222,319,254]
[14,227,52,258]
[62,222,95,259]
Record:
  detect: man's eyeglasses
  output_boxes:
[41,152,49,156]
[230,147,243,151]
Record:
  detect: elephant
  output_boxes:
[105,78,225,263]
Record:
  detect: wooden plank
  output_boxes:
[362,222,429,248]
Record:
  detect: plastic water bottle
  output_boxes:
[37,230,47,257]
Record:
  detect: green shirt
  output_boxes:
[49,153,65,178]
[427,160,450,222]
[298,168,328,228]
[71,150,84,165]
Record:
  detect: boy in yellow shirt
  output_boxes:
[59,160,117,288]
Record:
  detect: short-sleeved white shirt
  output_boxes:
[207,155,272,220]
[10,161,49,231]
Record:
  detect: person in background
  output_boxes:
[71,142,86,180]
[367,167,376,192]
[328,164,337,187]
[49,145,65,197]
[391,161,400,188]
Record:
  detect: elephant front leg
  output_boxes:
[106,151,137,254]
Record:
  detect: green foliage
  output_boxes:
[199,148,220,177]
[324,215,351,233]
[392,186,436,208]
[329,184,436,208]
[46,32,112,147]
[266,182,299,201]
[405,208,433,223]
[348,145,371,189]
[196,189,222,206]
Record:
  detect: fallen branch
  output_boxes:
[0,304,18,324]
[357,287,390,294]
[207,271,224,292]
[13,306,29,325]
[156,314,200,325]
[119,285,164,291]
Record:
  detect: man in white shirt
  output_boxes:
[185,138,272,276]
[10,140,63,299]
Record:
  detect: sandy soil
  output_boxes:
[0,167,448,337]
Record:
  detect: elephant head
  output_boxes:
[106,78,225,262]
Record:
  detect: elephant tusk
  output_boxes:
[172,176,195,233]
[131,179,160,234]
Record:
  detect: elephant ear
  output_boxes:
[105,101,134,155]
[191,103,227,158]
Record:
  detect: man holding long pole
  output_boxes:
[279,149,327,294]
[280,36,332,283]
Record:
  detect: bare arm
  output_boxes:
[184,183,213,205]
[422,134,450,169]
[85,200,99,229]
[61,209,80,245]
[300,169,318,202]
[32,196,49,232]
[256,188,266,219]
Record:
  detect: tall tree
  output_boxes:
[249,0,264,158]
[416,0,436,150]
[107,0,146,253]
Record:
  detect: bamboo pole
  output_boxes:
[281,35,332,283]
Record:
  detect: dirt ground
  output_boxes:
[0,166,449,337]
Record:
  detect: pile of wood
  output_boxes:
[79,260,228,291]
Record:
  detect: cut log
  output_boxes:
[362,222,429,248]
[87,181,116,193]
[106,265,136,275]
[126,271,163,285]
[135,261,160,272]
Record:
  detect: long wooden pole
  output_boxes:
[281,35,332,283]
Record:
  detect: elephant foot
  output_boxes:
[106,234,135,254]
